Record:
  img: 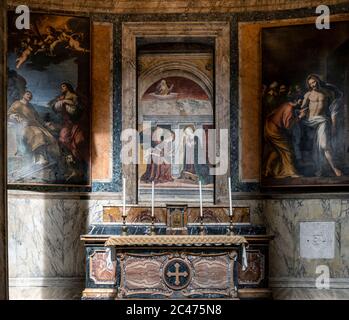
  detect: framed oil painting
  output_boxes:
[137,45,214,201]
[261,20,349,187]
[7,12,91,186]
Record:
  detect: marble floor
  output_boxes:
[9,286,349,300]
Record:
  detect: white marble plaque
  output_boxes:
[300,222,335,259]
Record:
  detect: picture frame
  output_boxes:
[166,204,188,235]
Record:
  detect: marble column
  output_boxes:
[0,0,8,300]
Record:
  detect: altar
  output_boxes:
[80,206,273,300]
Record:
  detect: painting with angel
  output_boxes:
[7,12,90,186]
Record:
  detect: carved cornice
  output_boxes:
[105,234,247,246]
[7,0,348,14]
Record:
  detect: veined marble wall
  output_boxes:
[266,197,349,299]
[8,192,120,279]
[7,192,124,299]
[265,198,349,281]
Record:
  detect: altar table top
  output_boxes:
[104,234,248,247]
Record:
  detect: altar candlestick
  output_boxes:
[122,177,127,236]
[151,181,155,218]
[199,180,203,218]
[123,177,126,217]
[228,177,233,216]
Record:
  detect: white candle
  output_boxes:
[123,177,126,217]
[199,180,203,218]
[151,181,155,217]
[228,177,233,216]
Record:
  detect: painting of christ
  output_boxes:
[7,12,90,186]
[137,50,214,201]
[261,21,349,187]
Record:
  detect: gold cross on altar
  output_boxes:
[166,262,188,285]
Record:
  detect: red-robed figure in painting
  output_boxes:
[51,82,89,180]
[141,127,174,184]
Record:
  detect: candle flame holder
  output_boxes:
[122,177,127,236]
[150,215,156,235]
[122,212,128,236]
[227,214,234,236]
[199,215,205,236]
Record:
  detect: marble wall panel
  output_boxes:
[7,192,134,277]
[91,22,113,182]
[265,198,349,280]
[9,198,66,277]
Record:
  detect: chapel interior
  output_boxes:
[1,0,349,301]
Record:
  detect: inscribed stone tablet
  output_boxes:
[300,222,335,259]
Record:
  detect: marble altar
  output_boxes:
[81,206,273,299]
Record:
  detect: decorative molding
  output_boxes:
[105,234,247,246]
[270,277,349,289]
[103,205,250,224]
[8,189,349,200]
[9,277,85,288]
[82,288,117,299]
[238,288,272,299]
[10,277,349,291]
[7,0,348,14]
[7,189,123,200]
